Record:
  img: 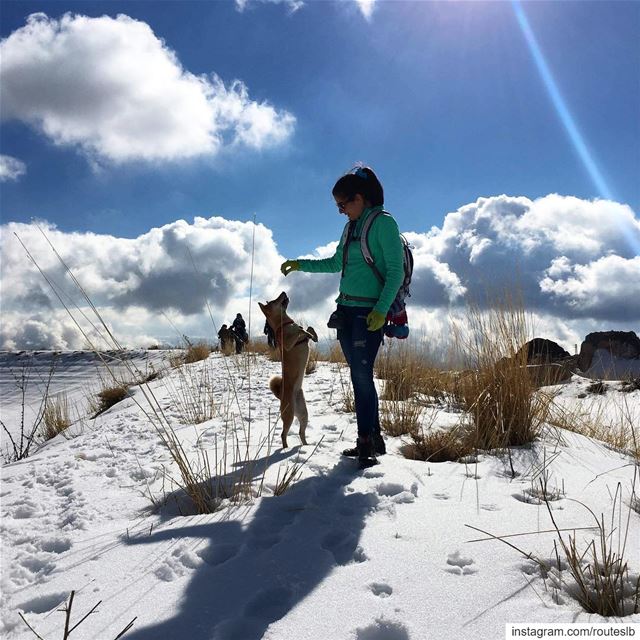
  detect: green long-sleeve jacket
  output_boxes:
[297,206,404,316]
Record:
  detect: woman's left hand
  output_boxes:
[366,310,386,331]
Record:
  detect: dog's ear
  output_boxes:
[258,302,266,313]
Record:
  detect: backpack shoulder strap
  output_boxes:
[359,209,387,284]
[340,220,355,277]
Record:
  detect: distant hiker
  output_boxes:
[264,320,276,349]
[229,326,245,354]
[231,313,248,344]
[280,165,404,468]
[217,324,231,352]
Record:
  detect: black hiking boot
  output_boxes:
[342,432,386,457]
[357,436,378,469]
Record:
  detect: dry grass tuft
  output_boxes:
[40,393,72,441]
[453,296,551,450]
[402,425,474,462]
[245,339,272,355]
[93,384,130,417]
[586,380,608,395]
[184,343,212,364]
[380,395,422,436]
[168,343,212,368]
[620,378,640,393]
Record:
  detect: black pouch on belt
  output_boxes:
[327,308,344,330]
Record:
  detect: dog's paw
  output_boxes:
[306,327,318,342]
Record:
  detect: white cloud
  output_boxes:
[1,193,638,350]
[354,0,376,20]
[0,154,26,181]
[235,0,304,13]
[0,13,295,164]
[410,194,640,321]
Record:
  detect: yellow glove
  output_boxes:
[366,310,386,332]
[280,260,300,276]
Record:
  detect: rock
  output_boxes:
[516,338,575,386]
[578,331,640,379]
[517,338,571,363]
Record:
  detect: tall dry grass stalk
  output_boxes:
[544,483,640,616]
[16,228,254,514]
[164,359,218,425]
[380,395,422,436]
[336,365,354,412]
[19,589,136,640]
[548,394,639,460]
[1,355,57,462]
[323,342,346,364]
[376,341,429,401]
[454,295,551,450]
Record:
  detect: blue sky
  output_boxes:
[1,0,639,351]
[2,0,638,258]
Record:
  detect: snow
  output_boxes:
[1,351,639,639]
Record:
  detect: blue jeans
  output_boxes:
[336,305,383,439]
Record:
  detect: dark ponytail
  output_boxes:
[332,166,384,207]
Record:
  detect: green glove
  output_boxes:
[280,260,300,276]
[366,310,386,332]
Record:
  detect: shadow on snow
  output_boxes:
[124,449,379,640]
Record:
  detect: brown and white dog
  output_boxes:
[258,292,318,448]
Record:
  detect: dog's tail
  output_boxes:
[269,375,283,399]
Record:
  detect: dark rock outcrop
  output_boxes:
[517,338,571,363]
[516,338,576,386]
[578,331,640,374]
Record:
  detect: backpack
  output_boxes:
[340,210,414,338]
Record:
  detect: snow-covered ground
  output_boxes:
[1,351,638,639]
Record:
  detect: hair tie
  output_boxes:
[354,168,367,179]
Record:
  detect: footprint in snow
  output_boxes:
[154,544,201,581]
[480,502,501,511]
[322,530,368,565]
[197,543,241,566]
[445,551,478,575]
[244,586,293,620]
[18,592,69,614]
[376,482,418,504]
[369,582,393,598]
[355,618,410,640]
[433,492,450,501]
[38,536,72,554]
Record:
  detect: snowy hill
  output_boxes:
[1,351,638,639]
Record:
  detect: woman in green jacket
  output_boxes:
[281,166,404,467]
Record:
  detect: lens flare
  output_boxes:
[511,1,612,198]
[511,0,639,255]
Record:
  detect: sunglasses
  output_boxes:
[335,196,354,212]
